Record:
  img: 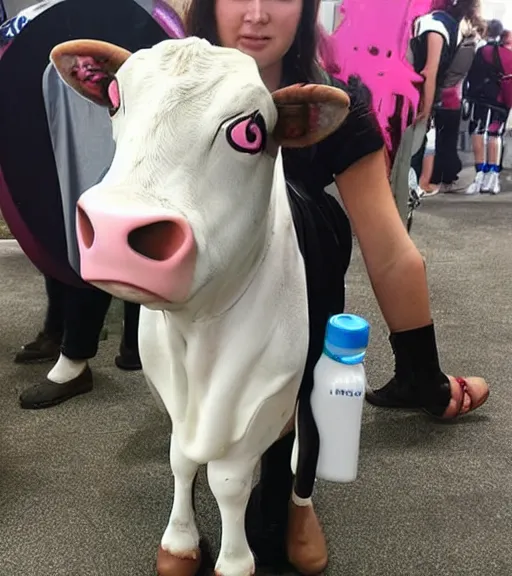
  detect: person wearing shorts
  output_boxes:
[466,25,512,194]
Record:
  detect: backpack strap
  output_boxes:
[492,43,504,77]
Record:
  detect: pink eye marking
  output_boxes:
[108,78,120,113]
[226,112,267,155]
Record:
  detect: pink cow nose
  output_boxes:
[76,195,196,303]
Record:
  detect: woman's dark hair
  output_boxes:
[185,0,319,83]
[440,0,483,28]
[486,19,504,39]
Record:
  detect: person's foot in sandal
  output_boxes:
[19,353,93,410]
[14,331,61,364]
[421,184,440,197]
[366,324,489,420]
[366,374,489,419]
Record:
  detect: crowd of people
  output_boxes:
[415,16,512,197]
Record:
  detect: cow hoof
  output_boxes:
[157,545,201,576]
[287,502,328,575]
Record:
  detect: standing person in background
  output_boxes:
[408,0,483,184]
[16,275,141,409]
[465,21,512,194]
[429,27,480,193]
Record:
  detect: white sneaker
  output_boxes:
[486,172,501,195]
[465,171,485,195]
[481,171,493,192]
[408,167,423,197]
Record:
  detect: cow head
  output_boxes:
[51,37,350,310]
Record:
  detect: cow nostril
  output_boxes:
[77,206,95,249]
[128,221,185,262]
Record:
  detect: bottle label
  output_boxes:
[330,388,363,397]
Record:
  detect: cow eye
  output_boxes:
[226,112,267,155]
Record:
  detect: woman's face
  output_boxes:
[215,0,303,72]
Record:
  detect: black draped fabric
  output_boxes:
[287,181,352,498]
[0,0,169,285]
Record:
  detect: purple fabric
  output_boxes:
[151,0,185,38]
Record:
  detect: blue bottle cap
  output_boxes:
[324,314,370,365]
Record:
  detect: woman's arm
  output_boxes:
[335,146,431,332]
[417,32,444,122]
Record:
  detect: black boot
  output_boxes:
[114,337,142,371]
[245,432,295,571]
[115,303,141,371]
[366,324,451,417]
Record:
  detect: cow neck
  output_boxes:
[186,161,283,322]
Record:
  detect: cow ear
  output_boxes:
[271,84,351,148]
[50,40,132,107]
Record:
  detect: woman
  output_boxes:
[409,0,483,182]
[466,23,512,195]
[192,0,490,573]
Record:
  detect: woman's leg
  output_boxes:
[115,302,142,370]
[466,103,489,194]
[60,284,112,361]
[482,123,505,194]
[419,153,435,190]
[443,109,463,183]
[431,109,447,186]
[19,284,112,409]
[14,274,64,364]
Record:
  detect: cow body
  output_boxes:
[51,37,350,576]
[139,158,309,465]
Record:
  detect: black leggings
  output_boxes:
[431,108,462,185]
[43,275,140,360]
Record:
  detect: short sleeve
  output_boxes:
[414,13,451,44]
[318,76,385,177]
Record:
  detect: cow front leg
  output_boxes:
[157,435,201,576]
[208,457,257,576]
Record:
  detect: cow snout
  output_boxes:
[76,196,196,304]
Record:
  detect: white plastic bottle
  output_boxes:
[311,313,370,483]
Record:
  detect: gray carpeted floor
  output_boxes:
[0,175,511,575]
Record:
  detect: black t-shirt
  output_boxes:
[282,74,385,197]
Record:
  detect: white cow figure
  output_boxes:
[51,37,350,576]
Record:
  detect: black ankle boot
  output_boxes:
[366,324,451,417]
[115,336,142,371]
[245,432,295,571]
